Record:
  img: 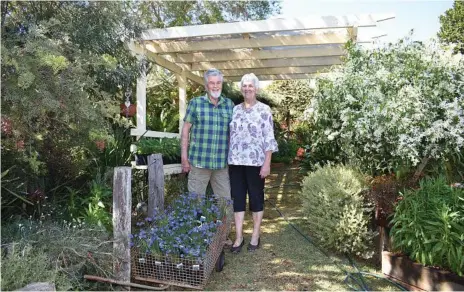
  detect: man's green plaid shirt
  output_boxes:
[184,95,234,170]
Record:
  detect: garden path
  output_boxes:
[205,164,399,291]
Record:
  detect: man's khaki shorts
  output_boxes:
[188,165,231,200]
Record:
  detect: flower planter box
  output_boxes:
[382,251,464,291]
[131,214,230,290]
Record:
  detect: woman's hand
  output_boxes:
[259,163,270,179]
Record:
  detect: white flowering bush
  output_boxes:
[307,40,464,175]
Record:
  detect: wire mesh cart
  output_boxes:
[131,205,232,290]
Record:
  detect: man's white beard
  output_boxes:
[210,90,221,99]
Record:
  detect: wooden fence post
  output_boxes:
[113,167,132,285]
[147,154,164,218]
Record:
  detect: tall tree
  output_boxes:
[1,1,281,218]
[438,0,464,54]
[267,80,313,132]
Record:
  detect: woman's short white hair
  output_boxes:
[240,73,260,90]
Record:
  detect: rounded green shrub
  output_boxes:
[300,164,376,258]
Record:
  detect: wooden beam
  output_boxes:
[136,59,147,133]
[147,154,164,218]
[220,66,332,77]
[140,14,395,40]
[112,167,132,283]
[226,73,329,81]
[163,45,345,63]
[130,129,180,139]
[144,32,355,53]
[127,41,203,85]
[348,25,359,42]
[191,56,342,71]
[176,73,187,134]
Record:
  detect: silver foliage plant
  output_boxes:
[300,164,376,259]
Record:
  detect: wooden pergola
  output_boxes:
[127,14,394,174]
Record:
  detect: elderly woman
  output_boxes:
[229,73,278,253]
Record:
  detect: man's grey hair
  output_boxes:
[204,68,224,85]
[240,73,260,90]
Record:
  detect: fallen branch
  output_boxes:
[84,275,170,291]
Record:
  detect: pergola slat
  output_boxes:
[144,32,362,53]
[163,45,345,63]
[141,14,395,40]
[191,56,342,71]
[128,42,203,84]
[219,66,332,77]
[227,73,328,81]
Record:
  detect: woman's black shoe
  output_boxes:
[247,237,260,252]
[230,238,245,253]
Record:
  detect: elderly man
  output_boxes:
[181,69,235,245]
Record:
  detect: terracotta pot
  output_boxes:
[120,103,136,117]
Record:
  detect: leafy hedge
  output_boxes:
[300,164,376,259]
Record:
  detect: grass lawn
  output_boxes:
[205,164,402,291]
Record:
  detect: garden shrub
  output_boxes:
[307,39,464,177]
[300,164,376,259]
[272,137,299,164]
[390,176,464,276]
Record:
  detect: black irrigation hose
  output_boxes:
[264,198,408,292]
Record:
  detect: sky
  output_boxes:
[279,0,454,44]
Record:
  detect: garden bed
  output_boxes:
[382,251,464,291]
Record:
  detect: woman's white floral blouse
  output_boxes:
[228,102,278,166]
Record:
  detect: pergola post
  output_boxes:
[136,58,147,135]
[176,72,187,134]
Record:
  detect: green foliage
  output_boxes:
[438,0,464,54]
[81,174,113,231]
[135,137,181,163]
[272,137,299,164]
[390,176,464,276]
[164,174,188,207]
[300,165,376,259]
[267,79,314,127]
[1,220,113,291]
[92,125,133,174]
[1,244,71,291]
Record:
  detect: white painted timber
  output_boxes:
[141,14,395,40]
[127,41,203,85]
[176,73,187,134]
[136,62,147,132]
[163,45,345,63]
[130,129,180,139]
[144,33,354,53]
[226,73,330,81]
[220,66,332,77]
[134,164,182,176]
[191,56,342,71]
